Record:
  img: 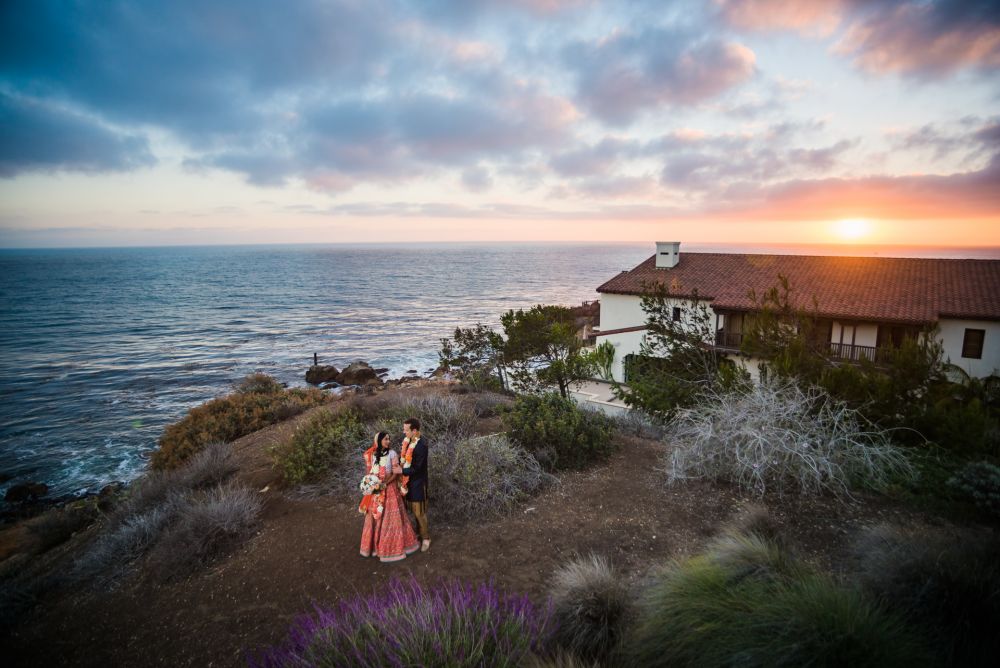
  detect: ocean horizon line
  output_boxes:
[2,239,1000,257]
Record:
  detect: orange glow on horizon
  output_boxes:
[832,218,872,242]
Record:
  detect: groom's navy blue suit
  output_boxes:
[401,437,428,501]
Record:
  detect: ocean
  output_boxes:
[1,241,997,500]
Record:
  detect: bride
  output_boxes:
[359,431,420,562]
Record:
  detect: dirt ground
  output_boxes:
[5,388,948,667]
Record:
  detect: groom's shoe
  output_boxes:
[421,539,431,552]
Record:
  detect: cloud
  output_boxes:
[716,1,1000,79]
[888,116,999,164]
[654,124,853,192]
[563,28,756,124]
[0,92,155,177]
[715,0,847,36]
[548,137,639,177]
[462,166,494,192]
[836,1,1000,78]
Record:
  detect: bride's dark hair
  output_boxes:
[374,431,389,456]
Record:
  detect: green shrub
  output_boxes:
[631,535,932,668]
[948,460,1000,517]
[272,408,367,485]
[549,554,634,664]
[153,374,328,470]
[502,393,615,471]
[853,524,1000,667]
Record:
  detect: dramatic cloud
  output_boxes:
[836,1,1000,78]
[0,93,155,177]
[563,28,756,124]
[717,0,1000,79]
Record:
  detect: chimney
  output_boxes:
[655,241,681,269]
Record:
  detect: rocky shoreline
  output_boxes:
[1,360,448,525]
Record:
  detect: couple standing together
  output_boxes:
[358,417,430,562]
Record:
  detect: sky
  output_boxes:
[1,0,999,248]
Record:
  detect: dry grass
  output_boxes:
[149,483,262,581]
[667,381,915,498]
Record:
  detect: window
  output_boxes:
[962,329,985,359]
[672,307,682,322]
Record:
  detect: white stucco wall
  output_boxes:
[597,293,718,382]
[598,293,646,331]
[600,329,648,382]
[938,319,1000,378]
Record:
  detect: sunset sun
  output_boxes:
[833,219,872,242]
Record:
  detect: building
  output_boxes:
[594,242,1000,383]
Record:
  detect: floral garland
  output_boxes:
[399,436,415,495]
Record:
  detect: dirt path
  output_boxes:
[7,410,939,667]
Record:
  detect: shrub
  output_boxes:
[272,408,367,485]
[249,578,553,668]
[116,442,236,521]
[549,554,634,664]
[236,372,286,395]
[630,536,932,667]
[609,409,666,440]
[667,381,915,497]
[71,500,181,588]
[153,374,328,470]
[149,483,262,580]
[947,460,1000,517]
[473,391,514,419]
[365,392,479,438]
[430,434,552,522]
[852,524,1000,667]
[73,443,242,587]
[27,503,99,553]
[502,393,616,471]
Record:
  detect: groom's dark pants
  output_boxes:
[406,500,429,540]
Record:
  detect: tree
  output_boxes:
[439,323,508,391]
[500,305,595,398]
[613,284,748,421]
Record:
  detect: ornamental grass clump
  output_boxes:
[248,578,554,668]
[548,554,635,664]
[153,373,328,470]
[667,381,915,497]
[629,532,932,668]
[852,524,1000,667]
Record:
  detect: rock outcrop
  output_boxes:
[4,482,49,503]
[337,361,383,387]
[305,365,341,385]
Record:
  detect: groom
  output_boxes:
[401,417,430,552]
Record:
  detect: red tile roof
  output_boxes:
[597,253,1000,324]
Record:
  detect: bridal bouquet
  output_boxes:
[359,473,381,496]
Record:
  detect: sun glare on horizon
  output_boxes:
[832,218,872,242]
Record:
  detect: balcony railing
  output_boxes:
[714,330,890,365]
[714,330,743,348]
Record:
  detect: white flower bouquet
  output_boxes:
[359,473,381,496]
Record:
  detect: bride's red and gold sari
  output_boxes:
[359,440,420,562]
